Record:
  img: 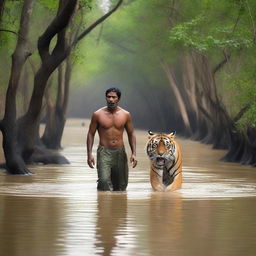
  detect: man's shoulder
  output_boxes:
[118,107,130,115]
[94,107,107,114]
[90,108,106,120]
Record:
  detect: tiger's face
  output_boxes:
[146,131,176,168]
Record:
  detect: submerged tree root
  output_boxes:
[0,161,32,175]
[0,146,69,175]
[28,146,70,165]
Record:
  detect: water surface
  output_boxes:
[0,119,256,256]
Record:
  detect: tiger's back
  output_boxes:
[146,131,182,192]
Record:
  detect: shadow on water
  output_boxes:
[0,119,256,256]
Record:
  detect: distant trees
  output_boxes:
[167,0,256,165]
[75,0,256,166]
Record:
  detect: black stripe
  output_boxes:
[172,171,181,179]
[167,153,180,173]
[169,159,182,179]
[151,167,161,177]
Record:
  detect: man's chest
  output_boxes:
[98,114,126,129]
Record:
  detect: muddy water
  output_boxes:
[0,119,256,256]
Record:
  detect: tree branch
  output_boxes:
[233,104,250,123]
[38,0,78,61]
[105,37,136,54]
[198,99,215,126]
[213,50,231,74]
[73,0,123,47]
[0,29,25,39]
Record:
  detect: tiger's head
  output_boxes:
[146,130,176,168]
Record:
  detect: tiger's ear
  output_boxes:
[169,131,176,137]
[148,130,154,139]
[148,130,154,136]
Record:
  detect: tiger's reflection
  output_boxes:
[147,193,183,254]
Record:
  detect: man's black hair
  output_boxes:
[105,87,121,99]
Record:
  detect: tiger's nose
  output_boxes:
[157,140,165,155]
[158,151,164,156]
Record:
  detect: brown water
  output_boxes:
[0,119,256,256]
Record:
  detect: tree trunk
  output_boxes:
[0,0,33,174]
[17,0,124,164]
[41,40,72,149]
[0,0,5,25]
[223,125,256,166]
[20,65,30,115]
[190,52,256,166]
[41,64,66,149]
[41,0,125,149]
[15,0,77,165]
[160,59,192,136]
[181,53,203,136]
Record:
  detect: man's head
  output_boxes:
[105,87,121,99]
[105,87,121,109]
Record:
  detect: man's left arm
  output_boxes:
[125,113,137,168]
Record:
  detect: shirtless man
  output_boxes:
[86,87,137,191]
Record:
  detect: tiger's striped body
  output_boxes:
[146,131,182,192]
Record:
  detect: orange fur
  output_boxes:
[146,132,182,192]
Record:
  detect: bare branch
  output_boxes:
[233,104,250,123]
[73,0,123,47]
[105,37,136,54]
[0,28,25,39]
[213,50,231,74]
[246,0,256,43]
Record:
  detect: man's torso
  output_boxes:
[96,107,128,149]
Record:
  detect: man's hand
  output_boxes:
[130,154,137,168]
[87,155,95,168]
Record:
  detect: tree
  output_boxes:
[168,0,256,164]
[0,0,124,174]
[41,0,124,149]
[0,0,33,174]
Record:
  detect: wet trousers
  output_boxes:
[96,145,128,191]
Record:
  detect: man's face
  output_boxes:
[106,92,119,109]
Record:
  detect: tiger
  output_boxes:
[146,130,182,192]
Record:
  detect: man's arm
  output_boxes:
[125,113,137,168]
[86,113,98,168]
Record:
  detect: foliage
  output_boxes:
[80,0,93,9]
[169,14,253,52]
[0,1,21,52]
[1,0,256,133]
[168,0,256,130]
[74,0,175,85]
[39,0,58,10]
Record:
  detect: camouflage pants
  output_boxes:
[96,145,128,191]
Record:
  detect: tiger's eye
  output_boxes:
[152,143,157,148]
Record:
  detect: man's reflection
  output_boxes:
[95,192,128,256]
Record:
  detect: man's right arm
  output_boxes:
[86,113,98,168]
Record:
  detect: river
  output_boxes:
[0,119,256,256]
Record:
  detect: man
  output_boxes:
[86,87,137,191]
